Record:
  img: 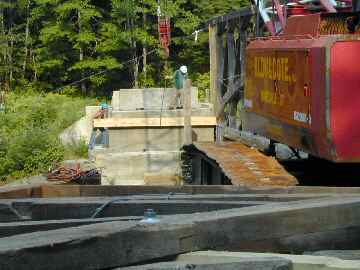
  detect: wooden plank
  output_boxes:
[178,251,360,270]
[2,197,360,269]
[183,80,193,145]
[41,184,81,198]
[209,24,222,118]
[20,199,262,221]
[3,184,360,199]
[207,7,255,26]
[0,184,42,199]
[120,257,292,270]
[0,217,141,238]
[226,29,238,129]
[93,116,216,128]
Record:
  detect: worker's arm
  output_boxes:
[94,109,106,119]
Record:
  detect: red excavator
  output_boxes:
[243,0,360,162]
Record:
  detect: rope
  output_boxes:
[91,198,129,219]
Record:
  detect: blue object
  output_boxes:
[100,102,109,110]
[88,128,109,149]
[89,130,97,150]
[140,209,160,224]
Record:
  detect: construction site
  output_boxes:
[1,0,360,269]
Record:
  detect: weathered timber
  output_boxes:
[177,251,360,270]
[209,23,222,118]
[276,226,360,253]
[207,7,255,26]
[118,257,292,270]
[306,250,360,260]
[183,80,193,146]
[0,216,141,237]
[11,199,267,221]
[3,184,360,199]
[0,221,193,270]
[0,204,25,222]
[1,197,360,269]
[0,184,43,199]
[93,116,216,128]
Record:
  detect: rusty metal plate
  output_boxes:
[194,142,298,187]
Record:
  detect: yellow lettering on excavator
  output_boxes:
[254,56,295,83]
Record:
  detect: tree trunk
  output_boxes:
[131,20,138,89]
[31,50,38,81]
[78,10,86,95]
[127,16,138,88]
[0,7,4,85]
[142,11,147,84]
[133,57,139,88]
[9,30,13,90]
[22,0,31,77]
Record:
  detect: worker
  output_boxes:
[89,102,109,150]
[169,65,188,109]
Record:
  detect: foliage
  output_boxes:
[193,72,210,102]
[0,91,95,182]
[64,139,89,160]
[0,0,250,95]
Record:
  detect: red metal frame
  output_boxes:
[244,14,360,162]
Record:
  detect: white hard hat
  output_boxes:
[180,66,188,74]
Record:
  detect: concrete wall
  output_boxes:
[92,150,181,185]
[112,88,200,111]
[112,106,214,118]
[108,127,214,152]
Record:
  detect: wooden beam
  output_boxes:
[183,80,193,145]
[93,116,217,128]
[207,7,255,26]
[4,184,360,199]
[2,197,360,269]
[209,24,222,119]
[227,29,238,129]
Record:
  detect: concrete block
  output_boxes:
[112,107,214,118]
[92,151,181,185]
[111,88,200,111]
[108,127,214,152]
[144,172,182,186]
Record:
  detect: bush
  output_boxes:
[193,72,210,102]
[64,139,89,160]
[0,91,96,183]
